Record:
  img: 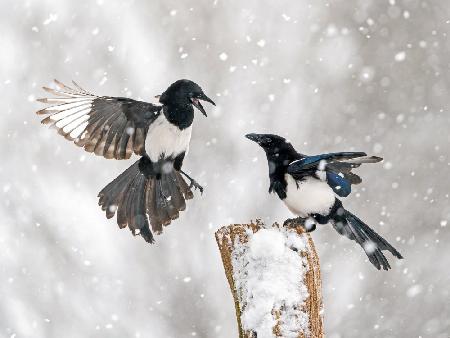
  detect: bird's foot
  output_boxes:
[188,178,204,194]
[283,217,316,232]
[283,217,306,228]
[304,219,317,232]
[158,185,169,207]
[180,170,204,194]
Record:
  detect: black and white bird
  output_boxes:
[36,79,215,243]
[246,133,403,270]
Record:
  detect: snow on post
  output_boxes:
[215,220,323,338]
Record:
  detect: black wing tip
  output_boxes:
[339,151,367,158]
[371,156,383,162]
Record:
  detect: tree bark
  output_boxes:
[215,220,324,338]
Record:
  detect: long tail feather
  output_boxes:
[346,212,403,259]
[331,208,403,270]
[98,157,194,243]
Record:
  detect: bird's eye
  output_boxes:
[263,137,272,144]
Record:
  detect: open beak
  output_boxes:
[245,133,263,143]
[191,93,215,117]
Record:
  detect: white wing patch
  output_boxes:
[37,80,163,160]
[37,80,97,141]
[70,121,89,139]
[47,104,91,122]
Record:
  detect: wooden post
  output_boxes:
[215,220,324,338]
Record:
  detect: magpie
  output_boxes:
[36,79,215,243]
[246,133,403,270]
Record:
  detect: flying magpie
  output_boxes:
[36,79,215,243]
[246,133,403,270]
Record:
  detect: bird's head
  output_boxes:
[246,133,298,163]
[158,79,215,116]
[245,133,288,151]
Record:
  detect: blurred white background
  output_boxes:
[1,0,449,337]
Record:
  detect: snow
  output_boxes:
[2,0,449,337]
[231,227,310,338]
[250,229,285,259]
[395,51,406,62]
[219,52,228,61]
[406,284,423,298]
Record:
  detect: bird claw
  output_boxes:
[283,217,316,232]
[283,217,303,227]
[305,221,317,232]
[189,179,204,194]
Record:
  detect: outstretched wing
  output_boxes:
[36,80,162,160]
[288,152,367,171]
[326,156,382,184]
[287,152,382,197]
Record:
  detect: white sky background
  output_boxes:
[1,0,449,337]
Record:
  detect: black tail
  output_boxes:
[332,208,403,270]
[98,157,194,243]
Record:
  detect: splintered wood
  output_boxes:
[215,221,324,338]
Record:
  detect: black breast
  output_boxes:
[164,105,194,130]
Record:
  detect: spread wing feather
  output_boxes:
[36,80,162,160]
[288,152,382,198]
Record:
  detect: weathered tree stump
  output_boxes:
[215,220,324,338]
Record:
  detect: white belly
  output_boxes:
[283,174,335,217]
[145,114,192,162]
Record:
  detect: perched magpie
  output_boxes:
[36,79,215,243]
[246,133,403,270]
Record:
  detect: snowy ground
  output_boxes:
[1,0,449,337]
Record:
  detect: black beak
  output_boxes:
[245,133,263,143]
[191,93,215,117]
[198,92,216,106]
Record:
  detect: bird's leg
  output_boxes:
[304,218,317,232]
[158,179,168,207]
[283,216,317,232]
[284,216,307,228]
[180,170,204,194]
